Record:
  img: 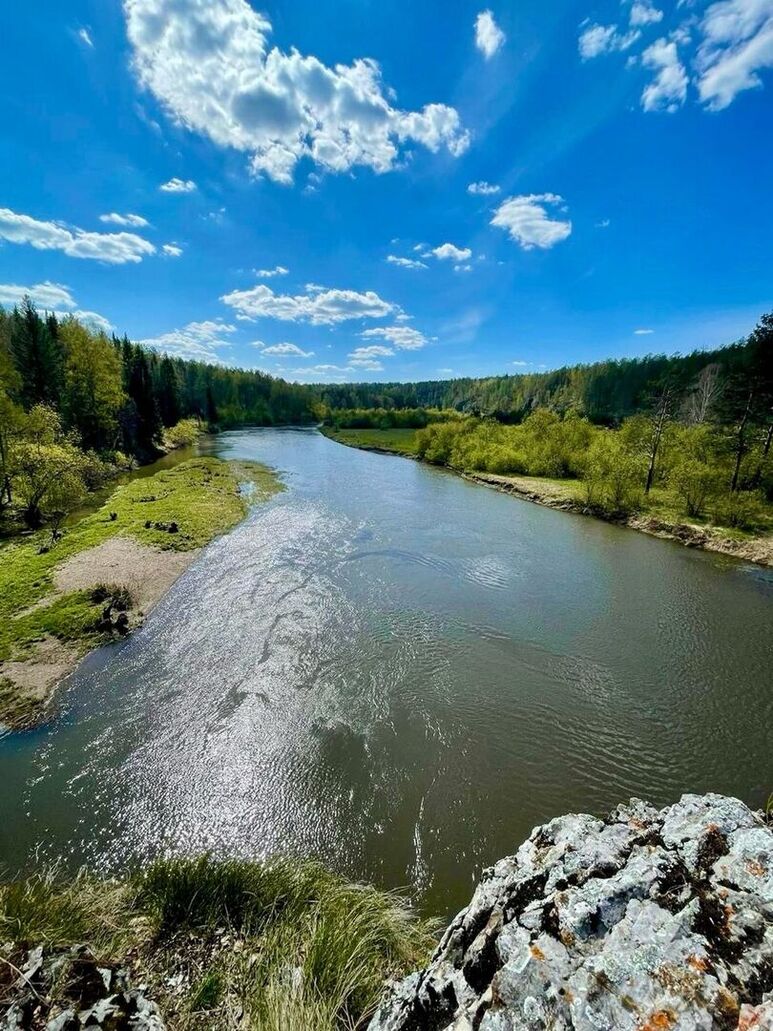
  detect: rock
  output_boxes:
[1,944,165,1030]
[369,794,773,1031]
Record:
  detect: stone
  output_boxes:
[369,794,773,1031]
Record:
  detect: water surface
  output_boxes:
[1,428,771,914]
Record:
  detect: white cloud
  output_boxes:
[347,358,385,371]
[511,360,530,366]
[0,280,113,332]
[100,212,150,227]
[454,263,473,273]
[140,319,236,361]
[634,327,655,334]
[160,177,197,193]
[221,282,394,325]
[162,243,183,257]
[579,23,640,59]
[348,345,394,360]
[361,325,429,350]
[78,28,94,48]
[124,0,469,185]
[696,0,773,109]
[254,265,289,278]
[260,342,314,357]
[62,309,114,333]
[580,0,772,112]
[387,255,428,270]
[431,242,473,261]
[641,38,689,110]
[630,2,664,27]
[0,207,156,264]
[468,180,500,195]
[491,194,572,250]
[475,10,506,59]
[0,281,77,310]
[596,218,611,228]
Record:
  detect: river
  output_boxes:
[1,427,771,915]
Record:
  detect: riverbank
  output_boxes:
[322,427,773,568]
[0,458,282,732]
[0,856,434,1031]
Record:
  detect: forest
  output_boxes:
[0,300,311,529]
[1,297,770,534]
[318,334,761,424]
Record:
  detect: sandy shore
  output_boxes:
[0,538,199,731]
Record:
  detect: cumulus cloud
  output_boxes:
[0,207,156,264]
[124,0,469,185]
[641,38,689,110]
[387,255,428,269]
[160,177,197,193]
[255,265,289,278]
[257,342,314,357]
[475,10,506,59]
[491,194,572,250]
[454,263,473,273]
[100,212,150,227]
[140,319,236,361]
[696,0,773,109]
[431,242,472,261]
[0,281,77,310]
[468,181,500,195]
[580,0,772,111]
[630,1,664,27]
[162,243,183,256]
[0,280,113,332]
[221,282,394,325]
[348,345,394,360]
[579,24,640,59]
[361,325,429,350]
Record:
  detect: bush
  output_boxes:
[164,418,201,449]
[711,490,765,531]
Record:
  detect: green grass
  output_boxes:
[0,458,283,723]
[321,426,420,456]
[0,857,436,1031]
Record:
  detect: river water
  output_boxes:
[1,427,771,915]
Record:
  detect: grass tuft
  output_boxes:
[1,857,435,1031]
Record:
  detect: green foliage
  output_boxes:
[163,417,201,449]
[1,857,436,1031]
[321,426,422,455]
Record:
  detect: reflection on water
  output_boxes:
[0,427,771,915]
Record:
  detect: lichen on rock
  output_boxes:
[369,793,773,1031]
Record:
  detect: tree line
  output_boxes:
[0,299,312,529]
[1,297,769,532]
[413,314,773,529]
[318,330,765,426]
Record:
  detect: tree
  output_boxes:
[684,363,723,425]
[158,355,182,427]
[10,406,87,528]
[721,313,773,492]
[619,380,680,495]
[9,298,64,408]
[60,319,125,451]
[584,432,644,512]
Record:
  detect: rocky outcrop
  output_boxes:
[1,944,164,1030]
[369,794,773,1030]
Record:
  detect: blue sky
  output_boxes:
[0,0,771,383]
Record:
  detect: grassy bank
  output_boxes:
[323,428,773,566]
[0,458,282,730]
[320,426,421,456]
[0,857,434,1030]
